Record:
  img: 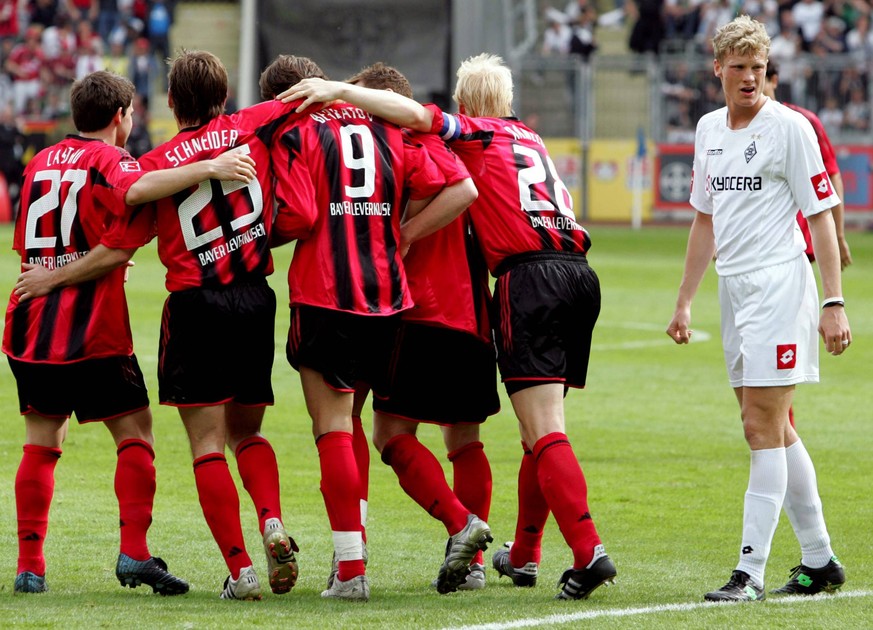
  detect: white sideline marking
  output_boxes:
[441,590,873,630]
[595,321,712,351]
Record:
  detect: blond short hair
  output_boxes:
[712,15,771,62]
[453,53,513,118]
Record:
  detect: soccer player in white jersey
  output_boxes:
[666,15,850,601]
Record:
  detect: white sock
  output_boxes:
[783,440,834,568]
[736,447,787,587]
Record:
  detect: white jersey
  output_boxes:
[690,97,839,276]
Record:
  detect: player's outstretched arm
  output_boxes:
[14,245,137,301]
[666,211,715,345]
[125,150,256,205]
[276,78,434,132]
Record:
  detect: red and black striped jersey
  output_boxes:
[3,136,148,363]
[401,131,491,343]
[428,105,591,274]
[138,100,304,292]
[273,103,446,315]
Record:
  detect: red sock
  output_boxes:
[193,453,251,578]
[115,439,155,561]
[235,436,282,535]
[533,433,601,568]
[316,431,364,581]
[15,444,61,576]
[510,443,549,568]
[351,415,369,543]
[382,434,469,535]
[448,441,492,564]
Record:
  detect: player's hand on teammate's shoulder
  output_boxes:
[211,150,256,182]
[276,78,340,111]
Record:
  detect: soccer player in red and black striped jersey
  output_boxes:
[5,70,256,596]
[133,50,312,601]
[282,52,616,601]
[261,54,490,601]
[341,62,498,594]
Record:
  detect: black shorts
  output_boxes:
[373,322,500,425]
[286,305,401,395]
[159,281,276,406]
[8,354,149,423]
[492,251,600,396]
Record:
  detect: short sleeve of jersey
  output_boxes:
[402,137,446,200]
[91,145,146,215]
[412,131,470,186]
[95,148,152,249]
[690,115,714,215]
[786,115,840,218]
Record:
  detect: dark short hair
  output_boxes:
[168,49,228,124]
[346,62,413,99]
[766,59,779,80]
[259,55,326,100]
[70,71,135,132]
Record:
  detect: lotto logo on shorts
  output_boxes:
[777,344,797,369]
[810,172,833,200]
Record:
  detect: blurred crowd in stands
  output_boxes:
[0,0,175,208]
[541,0,873,142]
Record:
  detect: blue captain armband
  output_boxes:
[439,112,461,142]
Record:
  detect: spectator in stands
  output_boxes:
[568,4,598,61]
[628,0,664,55]
[740,0,779,35]
[0,102,24,207]
[97,0,121,44]
[845,13,873,65]
[768,11,802,101]
[68,0,98,26]
[29,0,59,29]
[541,8,572,56]
[791,0,825,51]
[666,97,696,142]
[695,0,734,54]
[4,25,46,114]
[42,14,77,113]
[662,59,699,122]
[146,0,171,90]
[129,36,157,98]
[125,91,151,157]
[843,86,870,132]
[810,15,847,55]
[0,0,20,42]
[664,0,702,43]
[104,38,129,76]
[75,33,104,79]
[818,95,843,137]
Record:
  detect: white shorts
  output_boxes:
[718,255,819,388]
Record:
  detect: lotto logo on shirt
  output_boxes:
[776,344,797,369]
[810,172,832,200]
[120,161,142,172]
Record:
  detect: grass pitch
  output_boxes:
[0,223,870,629]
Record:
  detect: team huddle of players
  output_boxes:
[6,49,611,603]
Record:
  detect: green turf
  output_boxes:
[0,223,870,628]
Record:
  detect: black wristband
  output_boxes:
[822,300,845,308]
